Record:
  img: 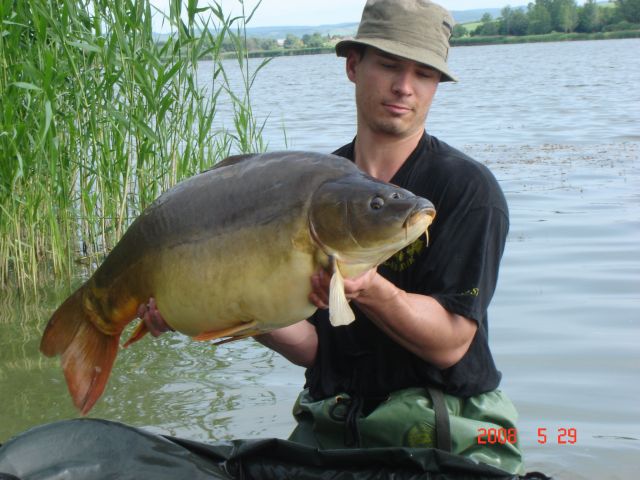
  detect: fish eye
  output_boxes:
[370,196,385,210]
[391,192,400,199]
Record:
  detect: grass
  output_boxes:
[0,0,270,291]
[461,21,482,32]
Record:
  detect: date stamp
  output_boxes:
[537,427,577,445]
[477,427,518,445]
[476,427,578,445]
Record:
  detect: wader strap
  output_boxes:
[344,395,363,447]
[427,387,452,452]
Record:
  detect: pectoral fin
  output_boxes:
[328,260,355,327]
[122,320,149,348]
[193,320,258,342]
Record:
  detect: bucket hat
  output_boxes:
[335,0,458,82]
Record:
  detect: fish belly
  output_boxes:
[149,225,318,337]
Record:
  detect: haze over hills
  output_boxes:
[243,7,509,39]
[244,22,360,40]
[153,2,617,41]
[153,7,508,42]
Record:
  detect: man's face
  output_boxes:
[346,47,441,139]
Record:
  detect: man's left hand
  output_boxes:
[309,267,378,309]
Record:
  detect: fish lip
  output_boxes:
[403,202,436,229]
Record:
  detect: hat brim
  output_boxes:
[335,38,458,83]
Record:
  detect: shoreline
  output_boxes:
[451,29,640,47]
[222,30,640,59]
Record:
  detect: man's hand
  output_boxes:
[137,297,173,336]
[308,266,477,368]
[309,267,378,309]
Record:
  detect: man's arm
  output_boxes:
[253,320,318,368]
[310,269,477,369]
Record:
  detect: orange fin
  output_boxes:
[61,320,120,415]
[193,320,258,342]
[212,329,262,346]
[123,320,149,348]
[40,289,85,357]
[40,287,123,415]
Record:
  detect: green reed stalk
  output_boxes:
[0,0,269,290]
[218,0,270,153]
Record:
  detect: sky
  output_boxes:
[148,0,564,31]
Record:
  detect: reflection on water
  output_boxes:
[0,285,302,443]
[1,40,639,479]
[101,335,300,441]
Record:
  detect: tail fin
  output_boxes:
[122,320,149,348]
[40,289,120,415]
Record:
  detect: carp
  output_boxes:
[40,151,436,414]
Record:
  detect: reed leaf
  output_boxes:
[0,0,270,289]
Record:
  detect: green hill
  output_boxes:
[241,7,517,39]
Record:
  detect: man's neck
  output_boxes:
[353,129,424,182]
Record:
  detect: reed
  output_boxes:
[0,0,270,290]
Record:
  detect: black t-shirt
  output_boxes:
[305,132,508,399]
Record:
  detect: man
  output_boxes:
[140,0,524,474]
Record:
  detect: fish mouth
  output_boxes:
[403,200,436,229]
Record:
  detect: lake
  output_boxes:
[1,39,639,479]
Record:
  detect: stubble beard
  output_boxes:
[356,86,427,139]
[368,109,425,138]
[372,119,405,136]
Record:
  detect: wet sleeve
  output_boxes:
[416,204,509,324]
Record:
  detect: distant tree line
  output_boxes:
[212,0,640,55]
[453,0,640,38]
[219,32,334,53]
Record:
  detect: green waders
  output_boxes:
[289,387,525,476]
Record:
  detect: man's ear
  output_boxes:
[345,49,363,83]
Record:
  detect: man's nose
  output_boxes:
[391,70,413,96]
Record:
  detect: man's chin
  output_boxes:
[372,120,412,137]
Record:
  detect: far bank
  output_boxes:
[227,30,640,59]
[451,29,640,47]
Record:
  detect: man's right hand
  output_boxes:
[137,297,173,336]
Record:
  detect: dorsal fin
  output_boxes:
[202,153,259,173]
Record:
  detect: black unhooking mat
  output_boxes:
[0,419,550,480]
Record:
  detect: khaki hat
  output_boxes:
[335,0,458,82]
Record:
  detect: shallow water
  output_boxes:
[1,39,639,479]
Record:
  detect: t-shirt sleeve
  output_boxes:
[416,203,509,324]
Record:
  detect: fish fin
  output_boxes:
[212,329,262,346]
[203,153,258,172]
[329,264,356,327]
[193,320,258,342]
[40,289,84,357]
[122,321,149,348]
[40,288,121,415]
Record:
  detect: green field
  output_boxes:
[461,21,482,32]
